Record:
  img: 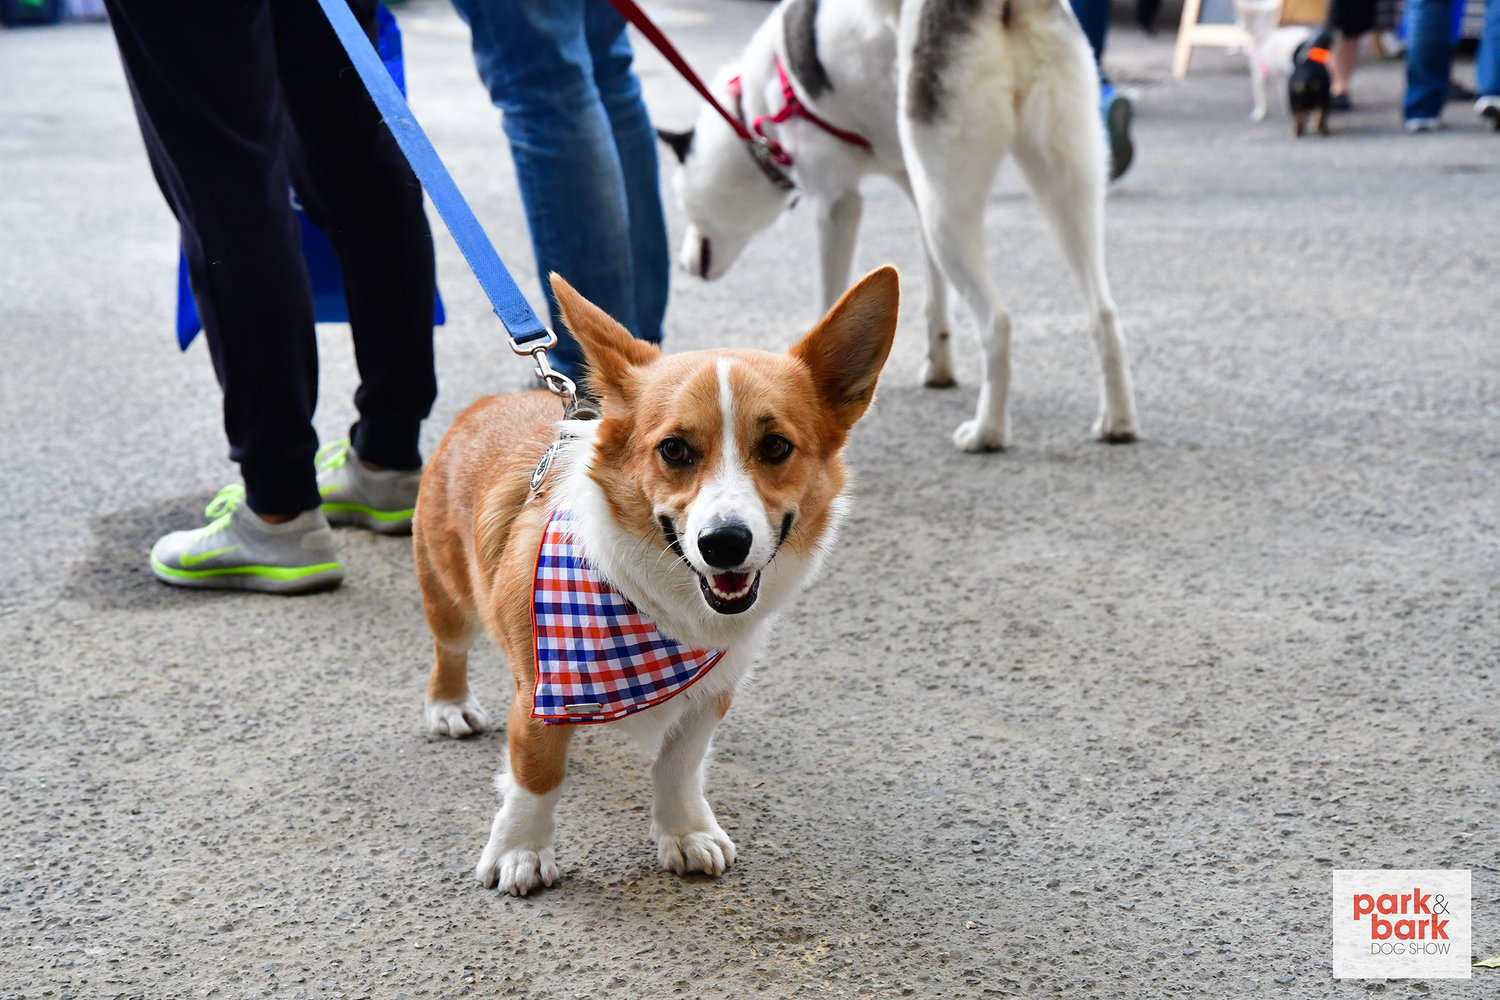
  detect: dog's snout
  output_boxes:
[697,521,752,569]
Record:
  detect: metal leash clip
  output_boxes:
[510,329,577,406]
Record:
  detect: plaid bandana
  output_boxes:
[531,506,726,725]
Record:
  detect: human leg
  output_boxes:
[1403,0,1454,124]
[1326,0,1375,105]
[1136,0,1161,33]
[272,0,437,473]
[1329,36,1360,104]
[1067,0,1133,180]
[1476,0,1500,125]
[452,0,639,377]
[103,0,321,517]
[585,0,669,343]
[1068,0,1110,82]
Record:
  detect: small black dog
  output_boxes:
[1288,31,1333,137]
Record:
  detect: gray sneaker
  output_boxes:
[316,439,421,535]
[150,486,343,594]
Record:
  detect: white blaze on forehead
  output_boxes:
[682,358,773,570]
[718,358,736,454]
[707,358,756,514]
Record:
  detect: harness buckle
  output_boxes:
[749,136,797,191]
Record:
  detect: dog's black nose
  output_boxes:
[697,522,752,569]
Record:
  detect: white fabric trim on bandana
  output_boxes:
[531,506,725,725]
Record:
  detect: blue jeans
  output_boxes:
[1069,0,1111,87]
[1480,0,1500,98]
[1403,0,1454,119]
[451,0,668,375]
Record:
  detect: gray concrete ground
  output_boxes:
[3,2,1499,997]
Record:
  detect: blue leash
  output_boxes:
[316,0,574,398]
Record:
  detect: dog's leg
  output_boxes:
[1011,74,1138,443]
[889,171,956,388]
[416,539,489,737]
[1250,61,1268,121]
[425,631,488,737]
[1317,103,1330,136]
[650,693,736,877]
[816,190,863,312]
[903,142,1013,450]
[1294,108,1307,136]
[917,211,956,388]
[475,697,573,896]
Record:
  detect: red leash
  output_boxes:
[606,0,872,189]
[604,0,789,172]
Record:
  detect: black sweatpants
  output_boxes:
[105,0,438,514]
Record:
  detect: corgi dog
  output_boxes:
[657,0,1138,452]
[414,267,898,896]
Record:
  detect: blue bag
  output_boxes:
[174,5,445,350]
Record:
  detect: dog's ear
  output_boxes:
[656,127,695,164]
[789,266,900,431]
[549,272,660,402]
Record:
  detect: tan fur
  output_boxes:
[414,390,567,789]
[417,268,899,885]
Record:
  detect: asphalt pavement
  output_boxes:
[2,1,1498,997]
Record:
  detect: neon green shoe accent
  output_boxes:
[316,438,420,534]
[179,544,243,568]
[150,552,342,582]
[204,484,246,519]
[171,486,246,554]
[320,501,416,523]
[316,441,351,497]
[316,439,351,468]
[151,484,343,592]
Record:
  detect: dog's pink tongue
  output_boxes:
[711,572,750,597]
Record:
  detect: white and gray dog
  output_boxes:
[660,0,1138,452]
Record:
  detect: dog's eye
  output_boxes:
[658,437,693,467]
[758,435,793,463]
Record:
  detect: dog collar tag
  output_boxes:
[530,442,560,493]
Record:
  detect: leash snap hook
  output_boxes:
[510,329,577,405]
[531,346,577,405]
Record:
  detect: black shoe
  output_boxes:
[1104,93,1134,182]
[1448,80,1478,103]
[1330,94,1353,112]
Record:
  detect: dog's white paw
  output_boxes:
[1092,410,1139,443]
[425,693,489,738]
[920,357,957,388]
[476,845,558,897]
[952,419,1006,453]
[657,827,737,877]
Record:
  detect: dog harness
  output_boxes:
[727,55,872,188]
[531,506,726,725]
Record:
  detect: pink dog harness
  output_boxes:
[531,506,726,725]
[727,56,873,170]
